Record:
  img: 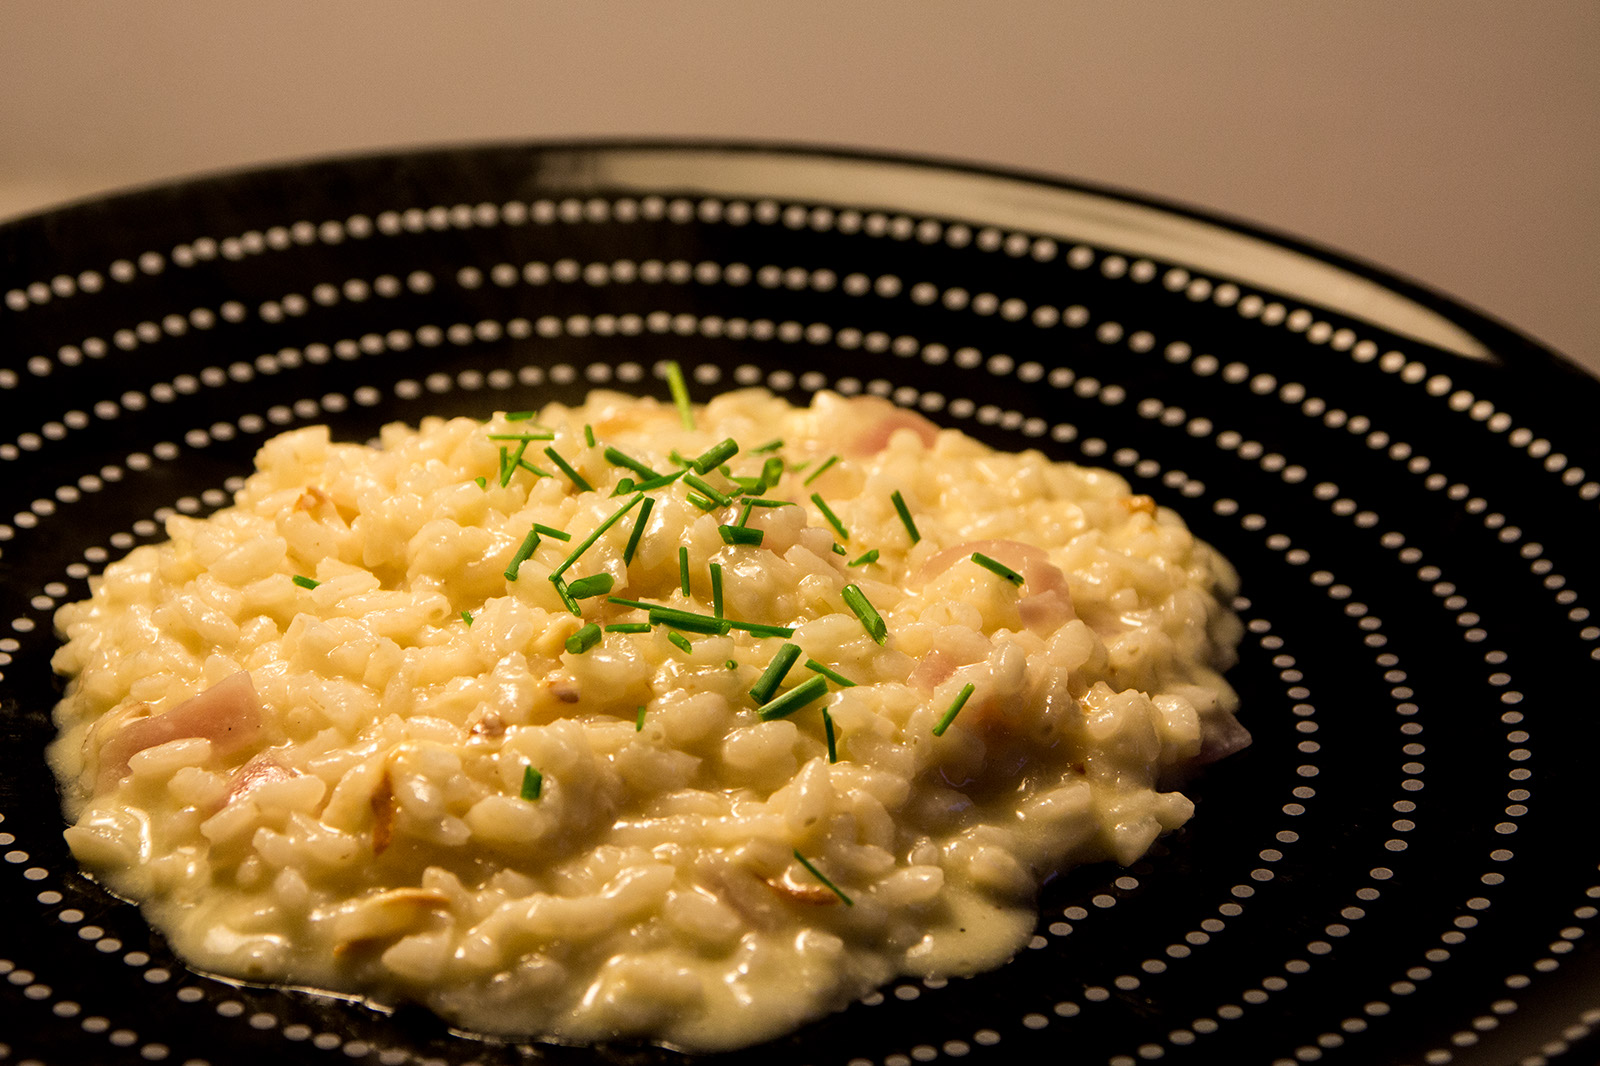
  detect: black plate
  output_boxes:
[3,142,1599,1066]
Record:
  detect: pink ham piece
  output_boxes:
[917,539,1076,633]
[224,753,295,805]
[96,671,263,791]
[845,399,940,457]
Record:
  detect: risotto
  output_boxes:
[49,383,1245,1051]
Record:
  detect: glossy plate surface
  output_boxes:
[2,142,1599,1066]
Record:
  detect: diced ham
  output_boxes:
[1195,711,1252,766]
[845,400,940,456]
[917,539,1076,633]
[224,754,294,805]
[96,671,262,790]
[908,649,958,692]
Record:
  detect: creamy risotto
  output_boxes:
[49,384,1245,1051]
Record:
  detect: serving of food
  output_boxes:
[46,377,1244,1051]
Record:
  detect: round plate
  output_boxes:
[2,142,1599,1066]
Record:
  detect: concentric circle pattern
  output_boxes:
[3,143,1599,1066]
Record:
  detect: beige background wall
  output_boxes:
[1,2,1594,372]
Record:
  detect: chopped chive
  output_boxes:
[822,707,838,763]
[664,361,694,429]
[520,765,543,800]
[740,497,793,509]
[292,574,319,589]
[682,472,732,507]
[831,542,848,556]
[461,610,474,625]
[669,449,693,468]
[737,500,754,527]
[932,682,976,736]
[728,474,765,493]
[487,432,556,441]
[628,469,686,492]
[505,411,536,422]
[726,659,738,670]
[516,458,552,478]
[544,446,593,492]
[622,496,654,565]
[761,457,784,487]
[503,529,541,580]
[550,575,581,615]
[710,562,724,618]
[749,643,803,704]
[757,674,829,721]
[566,573,615,599]
[811,493,848,539]
[532,523,571,541]
[891,490,921,544]
[719,524,764,546]
[565,622,602,654]
[791,849,852,905]
[753,439,783,453]
[803,454,839,486]
[650,608,730,635]
[804,659,857,687]
[606,622,652,634]
[686,491,719,512]
[841,584,887,644]
[604,446,660,480]
[611,478,636,496]
[635,705,647,731]
[690,437,739,474]
[553,492,646,578]
[668,631,694,654]
[679,546,692,596]
[727,619,795,638]
[474,476,487,489]
[584,424,596,448]
[501,439,533,486]
[848,549,880,568]
[971,551,1025,586]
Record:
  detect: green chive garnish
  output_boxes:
[292,574,319,590]
[831,542,848,556]
[971,552,1024,586]
[792,849,852,906]
[668,631,694,654]
[606,622,652,634]
[474,476,487,489]
[679,546,692,596]
[501,439,533,487]
[753,439,783,453]
[757,674,829,721]
[607,597,788,637]
[682,472,732,507]
[804,659,857,687]
[550,575,581,615]
[553,492,646,578]
[611,478,636,496]
[635,705,647,731]
[517,458,551,478]
[604,446,660,480]
[891,490,920,544]
[622,496,654,565]
[691,438,739,474]
[740,498,793,509]
[664,361,694,429]
[584,424,596,448]
[544,446,593,492]
[520,765,543,800]
[566,573,615,599]
[728,619,795,638]
[650,608,729,635]
[503,529,541,580]
[822,707,838,763]
[686,492,718,512]
[811,493,848,540]
[461,610,473,625]
[710,562,724,618]
[719,524,764,546]
[933,683,976,736]
[505,411,536,421]
[737,500,755,527]
[841,584,887,644]
[628,469,686,492]
[487,432,555,441]
[726,659,738,670]
[848,549,879,567]
[803,455,839,486]
[526,523,567,541]
[748,643,803,704]
[565,622,602,654]
[761,457,784,487]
